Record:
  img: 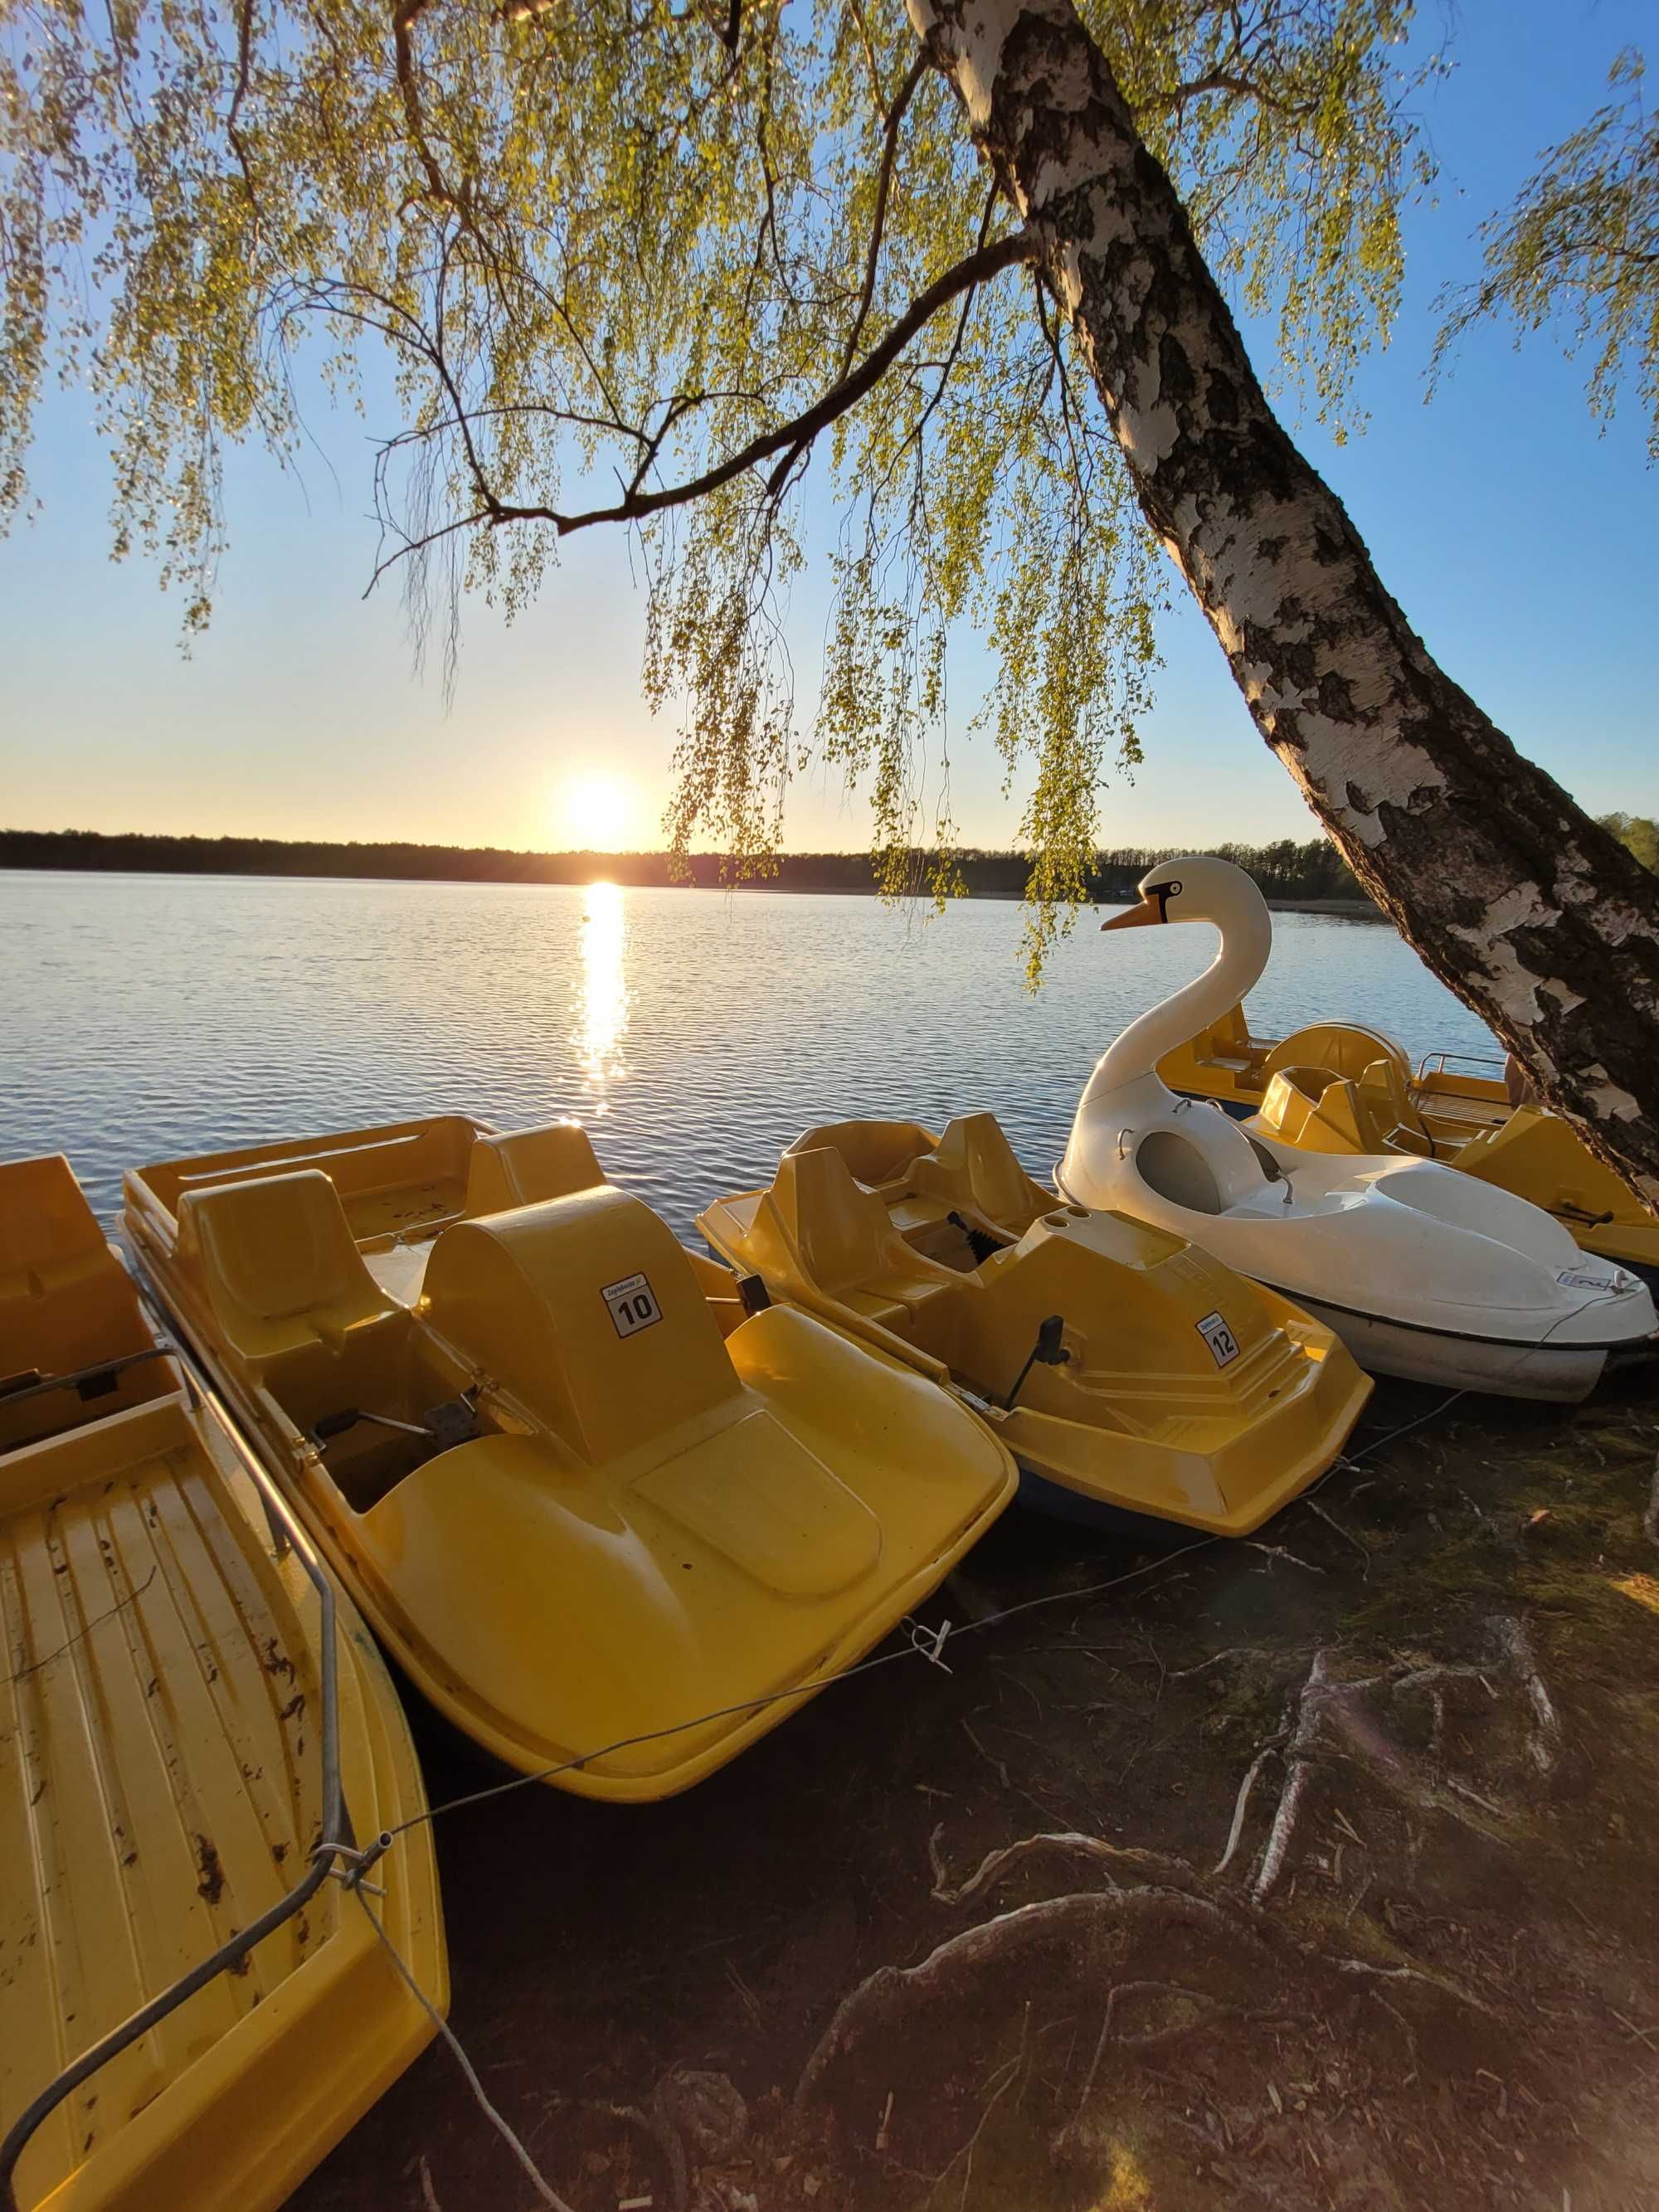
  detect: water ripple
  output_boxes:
[0,871,1497,1237]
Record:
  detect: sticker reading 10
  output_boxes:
[602,1272,662,1338]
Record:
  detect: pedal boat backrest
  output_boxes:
[462,1121,607,1218]
[908,1113,1052,1235]
[1262,1023,1411,1091]
[421,1184,745,1467]
[177,1169,397,1364]
[786,1120,938,1194]
[1258,1051,1433,1159]
[0,1154,168,1446]
[757,1147,964,1342]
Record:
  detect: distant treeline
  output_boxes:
[1,826,1369,902]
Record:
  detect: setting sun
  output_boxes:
[559,771,631,850]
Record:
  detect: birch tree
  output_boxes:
[3,0,1657,1202]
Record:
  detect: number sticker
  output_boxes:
[1196,1310,1240,1369]
[602,1272,662,1338]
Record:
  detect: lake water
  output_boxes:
[0,869,1498,1234]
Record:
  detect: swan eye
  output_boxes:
[1166,879,1182,897]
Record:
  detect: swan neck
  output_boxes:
[1083,902,1271,1105]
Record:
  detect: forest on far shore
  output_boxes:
[0,827,1365,902]
[3,819,1651,899]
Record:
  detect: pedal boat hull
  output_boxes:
[698,1113,1370,1539]
[124,1118,1018,1801]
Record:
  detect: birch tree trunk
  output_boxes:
[910,0,1659,1210]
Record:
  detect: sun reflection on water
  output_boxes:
[573,881,630,1108]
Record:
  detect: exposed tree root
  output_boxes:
[1242,1614,1559,1903]
[793,1615,1558,2182]
[794,1884,1272,2132]
[928,1826,1194,1907]
[1211,1734,1287,1879]
[586,2067,747,2212]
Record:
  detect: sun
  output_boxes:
[560,772,631,850]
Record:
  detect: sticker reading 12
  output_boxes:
[1195,1310,1241,1369]
[602,1272,661,1339]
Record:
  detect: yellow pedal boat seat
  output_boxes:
[767,1147,961,1339]
[698,1112,1370,1537]
[1262,1021,1410,1092]
[918,1111,1049,1227]
[178,1168,398,1363]
[128,1124,1019,1799]
[462,1120,607,1217]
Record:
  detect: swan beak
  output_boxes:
[1101,897,1160,931]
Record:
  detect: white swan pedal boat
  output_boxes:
[1057,858,1657,1401]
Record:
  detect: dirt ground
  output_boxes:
[294,1366,1659,2212]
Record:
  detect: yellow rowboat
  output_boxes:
[1156,1006,1659,1292]
[1,1155,445,2212]
[124,1117,1018,1802]
[697,1114,1371,1538]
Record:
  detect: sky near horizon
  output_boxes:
[2,0,1655,858]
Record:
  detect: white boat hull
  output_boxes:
[1261,1286,1608,1403]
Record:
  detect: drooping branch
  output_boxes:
[839,50,931,381]
[366,226,1042,579]
[226,0,260,216]
[392,0,460,211]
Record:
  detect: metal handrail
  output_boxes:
[0,1344,173,1411]
[1416,1048,1508,1082]
[0,1279,356,2212]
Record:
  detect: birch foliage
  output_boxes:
[1436,49,1658,460]
[2,0,1431,957]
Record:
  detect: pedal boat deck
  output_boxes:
[697,1114,1370,1537]
[1,1155,445,2212]
[124,1118,1019,1801]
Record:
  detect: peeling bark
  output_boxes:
[910,0,1659,1206]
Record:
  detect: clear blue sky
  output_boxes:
[2,0,1653,855]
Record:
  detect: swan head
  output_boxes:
[1102,854,1268,934]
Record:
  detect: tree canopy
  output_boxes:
[2,0,1432,957]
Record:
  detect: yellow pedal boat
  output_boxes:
[1,1155,445,2212]
[1157,1005,1659,1292]
[124,1116,1018,1801]
[697,1113,1371,1537]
